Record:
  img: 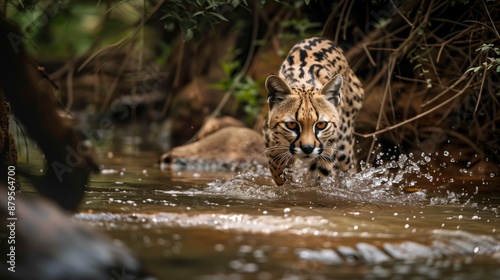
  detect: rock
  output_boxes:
[160,126,266,171]
[197,116,246,140]
[0,187,153,280]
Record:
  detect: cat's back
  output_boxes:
[278,37,349,89]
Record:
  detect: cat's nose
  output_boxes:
[301,145,315,154]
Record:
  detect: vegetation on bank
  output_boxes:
[3,0,499,169]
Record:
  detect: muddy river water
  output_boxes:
[18,137,500,280]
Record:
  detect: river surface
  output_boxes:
[17,135,500,280]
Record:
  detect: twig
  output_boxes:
[362,43,376,67]
[29,59,60,90]
[100,48,133,112]
[78,0,166,72]
[421,55,479,107]
[464,20,500,39]
[389,0,413,28]
[65,64,74,111]
[481,0,500,39]
[78,35,131,72]
[482,114,500,133]
[473,66,487,116]
[343,0,354,40]
[366,55,396,163]
[173,41,185,89]
[436,26,475,62]
[260,2,287,48]
[394,75,444,88]
[359,77,474,138]
[334,0,348,43]
[208,0,260,120]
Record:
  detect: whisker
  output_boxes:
[276,153,293,170]
[258,145,289,158]
[319,153,334,163]
[323,146,344,154]
[271,152,293,170]
[323,145,348,158]
[265,146,289,153]
[322,154,340,166]
[271,152,290,166]
[320,144,345,167]
[282,153,294,166]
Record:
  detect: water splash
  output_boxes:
[205,153,429,205]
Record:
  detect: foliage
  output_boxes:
[212,50,263,125]
[328,0,500,164]
[159,0,248,41]
[407,32,433,89]
[465,44,500,75]
[4,0,499,165]
[279,18,322,40]
[5,1,148,57]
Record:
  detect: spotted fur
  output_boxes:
[264,37,364,185]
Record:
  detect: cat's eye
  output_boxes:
[285,122,299,130]
[315,122,328,130]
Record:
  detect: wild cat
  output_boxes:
[263,37,364,185]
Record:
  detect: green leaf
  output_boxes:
[231,0,240,8]
[206,3,220,9]
[426,79,432,88]
[163,22,175,31]
[183,28,193,41]
[476,43,494,52]
[208,12,228,21]
[159,14,179,21]
[374,18,391,29]
[496,65,500,73]
[465,68,473,74]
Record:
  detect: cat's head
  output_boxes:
[265,74,343,161]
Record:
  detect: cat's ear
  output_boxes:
[320,74,343,106]
[265,75,292,109]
